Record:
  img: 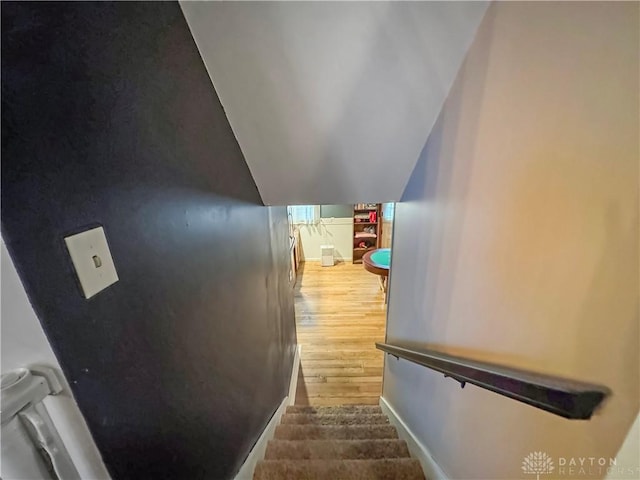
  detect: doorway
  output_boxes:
[287,203,396,406]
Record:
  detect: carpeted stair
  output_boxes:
[254,405,425,480]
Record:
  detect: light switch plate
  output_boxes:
[64,226,118,299]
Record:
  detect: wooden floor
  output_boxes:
[294,261,387,406]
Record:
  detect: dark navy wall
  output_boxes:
[1,3,296,479]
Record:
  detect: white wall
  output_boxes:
[606,414,640,479]
[1,240,110,479]
[180,1,488,205]
[384,2,639,479]
[296,218,353,262]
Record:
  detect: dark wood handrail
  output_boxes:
[376,342,611,420]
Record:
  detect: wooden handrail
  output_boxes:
[376,342,611,420]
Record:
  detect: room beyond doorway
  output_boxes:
[287,204,395,406]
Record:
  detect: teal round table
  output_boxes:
[363,248,391,299]
[363,248,390,275]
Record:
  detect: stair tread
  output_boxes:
[254,458,425,480]
[275,424,398,440]
[265,439,410,460]
[281,413,390,425]
[257,404,425,478]
[286,405,382,415]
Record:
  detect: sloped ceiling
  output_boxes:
[180,1,488,205]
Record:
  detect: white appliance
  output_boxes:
[320,245,335,267]
[1,366,80,480]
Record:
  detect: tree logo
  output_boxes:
[522,451,554,480]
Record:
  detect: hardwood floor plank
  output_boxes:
[302,383,383,394]
[302,351,383,360]
[301,360,366,368]
[325,376,383,384]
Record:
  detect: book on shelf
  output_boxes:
[354,203,378,210]
[355,232,376,238]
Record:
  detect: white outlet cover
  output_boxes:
[64,226,118,299]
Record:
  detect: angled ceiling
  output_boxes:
[180,1,488,205]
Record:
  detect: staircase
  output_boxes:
[254,405,425,480]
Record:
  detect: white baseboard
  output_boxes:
[234,345,301,480]
[233,396,288,480]
[300,258,353,262]
[288,345,301,405]
[379,396,449,480]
